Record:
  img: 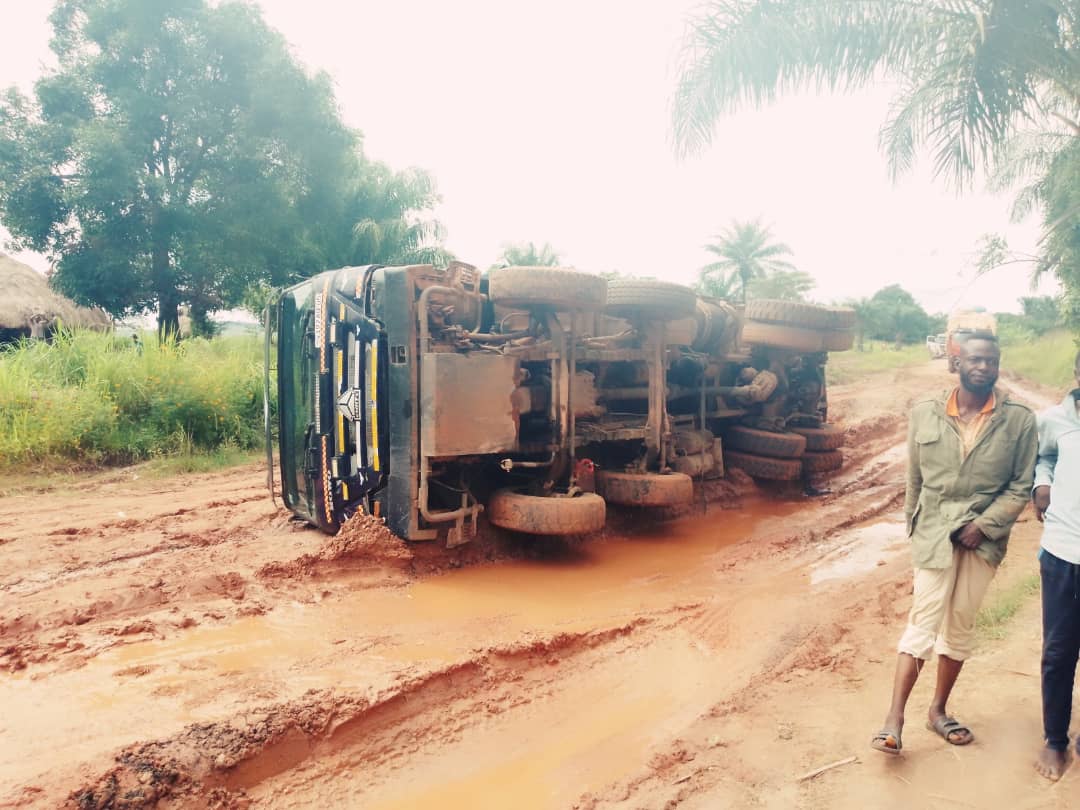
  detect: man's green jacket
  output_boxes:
[904,387,1038,569]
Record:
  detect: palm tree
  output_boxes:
[699,219,795,303]
[349,165,453,266]
[496,242,562,267]
[671,1,1080,188]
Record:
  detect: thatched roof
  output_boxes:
[0,253,111,331]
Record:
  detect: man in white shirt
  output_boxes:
[1034,350,1080,781]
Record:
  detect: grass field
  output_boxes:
[0,330,269,472]
[826,341,930,385]
[1000,330,1078,388]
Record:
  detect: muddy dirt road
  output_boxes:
[0,360,1070,809]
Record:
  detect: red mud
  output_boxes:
[0,359,1070,809]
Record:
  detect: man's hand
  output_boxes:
[1033,486,1051,523]
[955,522,987,550]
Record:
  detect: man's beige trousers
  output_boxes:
[897,546,996,661]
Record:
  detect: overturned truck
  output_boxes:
[268,263,854,543]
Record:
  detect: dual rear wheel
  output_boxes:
[487,471,694,535]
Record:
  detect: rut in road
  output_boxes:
[2,359,984,809]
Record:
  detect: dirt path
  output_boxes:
[0,359,1067,809]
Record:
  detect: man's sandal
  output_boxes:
[927,716,973,745]
[871,730,902,755]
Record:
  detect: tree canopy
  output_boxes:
[697,219,795,302]
[672,0,1080,329]
[495,241,562,268]
[855,285,933,345]
[746,268,815,301]
[0,0,446,335]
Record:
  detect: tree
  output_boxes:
[845,297,873,351]
[863,284,932,345]
[347,163,453,268]
[671,1,1080,327]
[495,241,561,267]
[746,268,815,301]
[698,219,794,303]
[0,0,362,335]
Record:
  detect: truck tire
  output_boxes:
[596,470,694,506]
[723,450,803,481]
[693,298,740,354]
[740,320,824,352]
[488,266,607,311]
[789,425,845,451]
[744,299,848,330]
[825,307,857,330]
[723,425,807,458]
[801,449,844,474]
[605,279,697,320]
[487,489,607,535]
[822,329,855,351]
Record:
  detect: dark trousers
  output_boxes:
[1041,549,1080,751]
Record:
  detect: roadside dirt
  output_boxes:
[0,358,1069,809]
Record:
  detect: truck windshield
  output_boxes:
[277,281,317,522]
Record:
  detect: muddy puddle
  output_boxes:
[810,515,907,586]
[0,496,807,800]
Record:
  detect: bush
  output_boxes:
[1000,329,1079,388]
[0,330,271,470]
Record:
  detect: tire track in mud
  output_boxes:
[62,437,910,809]
[63,618,668,809]
[3,364,941,808]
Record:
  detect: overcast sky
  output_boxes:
[0,0,1056,314]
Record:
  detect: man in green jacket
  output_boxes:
[871,335,1038,754]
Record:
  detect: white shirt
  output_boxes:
[1035,390,1080,564]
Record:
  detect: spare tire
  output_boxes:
[789,425,845,451]
[801,449,844,475]
[741,320,824,352]
[595,471,694,507]
[822,329,855,352]
[605,279,697,320]
[723,425,807,459]
[723,450,803,481]
[825,307,857,330]
[744,299,857,331]
[488,266,607,311]
[487,489,607,535]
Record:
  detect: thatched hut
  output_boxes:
[0,253,111,343]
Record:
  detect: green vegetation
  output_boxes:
[672,1,1080,333]
[977,572,1040,642]
[0,330,268,471]
[1001,330,1079,389]
[698,219,796,302]
[0,0,446,336]
[495,242,562,268]
[845,286,933,349]
[825,342,928,386]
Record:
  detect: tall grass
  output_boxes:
[1000,329,1078,389]
[977,572,1040,642]
[826,341,929,385]
[0,330,270,471]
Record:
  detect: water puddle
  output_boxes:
[0,496,806,796]
[810,516,906,586]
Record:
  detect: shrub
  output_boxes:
[0,330,271,470]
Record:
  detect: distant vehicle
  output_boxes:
[946,310,997,372]
[926,334,947,359]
